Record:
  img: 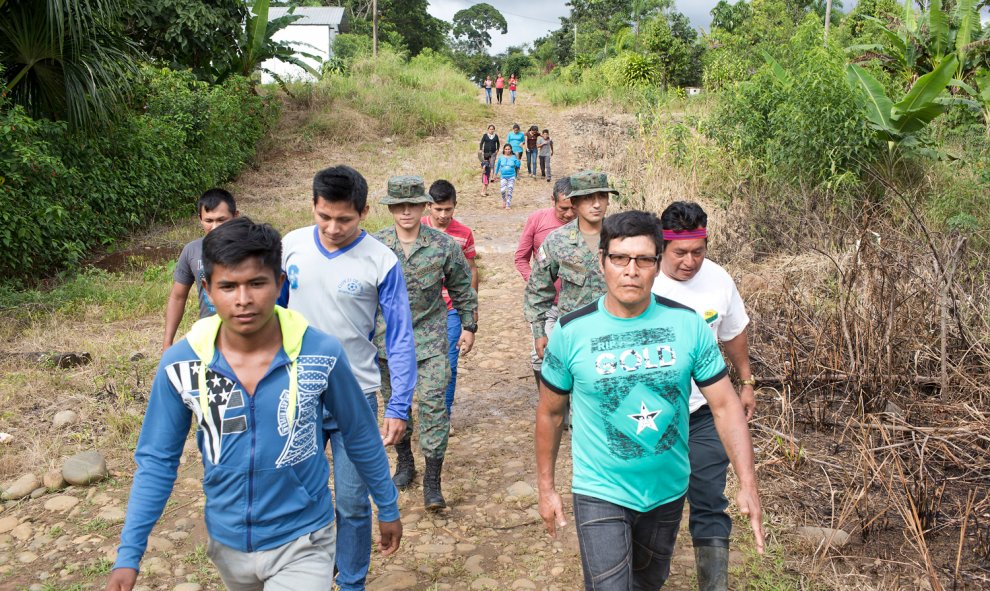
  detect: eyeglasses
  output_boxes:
[605,254,660,269]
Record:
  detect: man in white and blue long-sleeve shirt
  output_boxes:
[106,218,401,591]
[279,165,417,591]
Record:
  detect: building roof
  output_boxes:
[267,6,346,27]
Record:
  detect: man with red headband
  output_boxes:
[652,201,756,591]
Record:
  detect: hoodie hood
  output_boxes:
[186,306,309,429]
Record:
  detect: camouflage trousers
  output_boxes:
[380,354,451,460]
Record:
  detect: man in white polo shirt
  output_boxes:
[651,200,756,591]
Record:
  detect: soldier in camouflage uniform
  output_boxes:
[523,170,617,390]
[374,176,478,510]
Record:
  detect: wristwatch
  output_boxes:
[739,377,757,387]
[463,323,478,333]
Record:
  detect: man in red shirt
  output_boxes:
[514,178,575,382]
[423,180,480,416]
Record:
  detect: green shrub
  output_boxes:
[707,17,871,186]
[0,66,278,280]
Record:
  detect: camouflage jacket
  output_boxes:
[523,220,606,338]
[374,225,477,360]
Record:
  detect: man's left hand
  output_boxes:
[740,384,756,421]
[458,330,476,355]
[736,486,764,555]
[381,418,407,446]
[378,518,403,556]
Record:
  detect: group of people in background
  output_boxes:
[107,153,768,591]
[478,122,554,208]
[483,73,518,105]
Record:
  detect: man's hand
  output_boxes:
[378,518,403,556]
[380,418,407,446]
[740,384,756,421]
[538,489,567,538]
[105,567,138,591]
[458,330,475,355]
[736,485,764,555]
[534,336,548,359]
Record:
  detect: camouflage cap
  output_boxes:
[379,175,434,205]
[567,170,620,199]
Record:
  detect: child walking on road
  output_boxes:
[495,144,521,209]
[537,129,554,182]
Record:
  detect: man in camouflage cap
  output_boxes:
[374,176,478,511]
[523,171,617,415]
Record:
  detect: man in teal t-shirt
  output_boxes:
[535,210,764,590]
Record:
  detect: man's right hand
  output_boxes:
[538,489,567,538]
[534,337,548,359]
[105,567,137,591]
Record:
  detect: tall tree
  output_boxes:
[379,0,448,55]
[452,3,508,54]
[0,0,138,128]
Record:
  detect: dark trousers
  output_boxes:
[496,88,503,103]
[573,493,685,590]
[688,406,732,547]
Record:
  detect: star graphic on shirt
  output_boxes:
[628,402,661,435]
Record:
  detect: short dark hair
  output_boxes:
[198,188,236,216]
[202,217,282,285]
[312,165,368,212]
[659,201,708,251]
[552,178,571,201]
[542,129,549,134]
[528,125,539,132]
[599,210,662,256]
[429,179,457,205]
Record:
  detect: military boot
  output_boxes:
[423,456,446,511]
[695,545,729,591]
[392,436,416,489]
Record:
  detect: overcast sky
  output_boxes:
[426,1,742,54]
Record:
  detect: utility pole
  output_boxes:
[573,23,577,49]
[824,0,833,43]
[372,0,378,57]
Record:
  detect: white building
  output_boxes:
[260,6,348,83]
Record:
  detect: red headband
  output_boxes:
[662,227,707,241]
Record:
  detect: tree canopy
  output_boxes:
[452,3,508,54]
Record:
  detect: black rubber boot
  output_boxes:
[695,545,729,591]
[392,436,416,490]
[423,456,446,511]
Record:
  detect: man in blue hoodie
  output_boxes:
[105,218,402,591]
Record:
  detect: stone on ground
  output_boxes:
[62,450,108,486]
[52,410,79,429]
[44,495,79,512]
[367,570,418,590]
[793,526,851,548]
[2,473,41,500]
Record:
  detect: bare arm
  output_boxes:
[162,282,192,352]
[699,376,764,554]
[535,383,569,537]
[721,328,755,421]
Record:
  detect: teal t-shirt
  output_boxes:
[506,131,525,154]
[541,295,728,512]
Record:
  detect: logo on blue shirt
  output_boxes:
[337,278,364,296]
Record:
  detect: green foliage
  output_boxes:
[622,53,662,87]
[310,49,484,140]
[0,0,139,128]
[217,0,321,89]
[452,3,508,54]
[122,0,246,82]
[708,17,872,185]
[333,33,373,64]
[499,48,535,79]
[0,67,278,280]
[710,0,753,33]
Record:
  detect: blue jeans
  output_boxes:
[324,392,379,591]
[484,87,492,104]
[444,309,460,415]
[526,149,538,175]
[688,405,731,547]
[573,493,685,591]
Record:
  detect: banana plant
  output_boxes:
[848,0,986,83]
[846,54,958,153]
[951,70,990,137]
[216,0,322,89]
